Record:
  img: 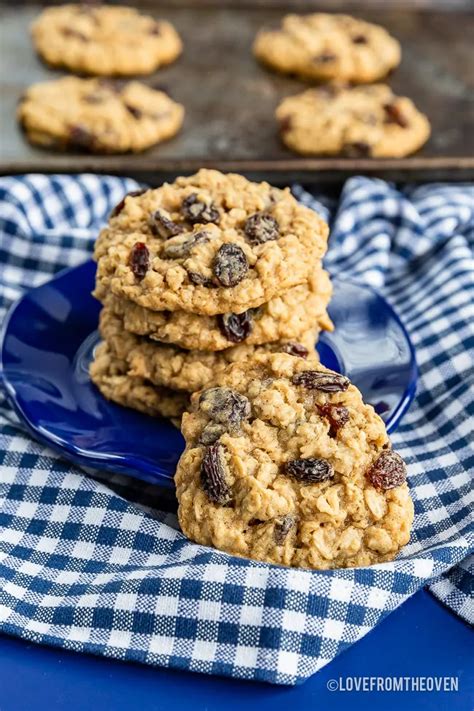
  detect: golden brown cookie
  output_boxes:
[90,341,188,420]
[93,170,329,316]
[175,353,414,569]
[254,13,400,84]
[277,84,430,158]
[101,267,333,351]
[18,77,184,154]
[31,4,182,76]
[99,307,319,393]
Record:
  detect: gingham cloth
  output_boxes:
[0,175,473,686]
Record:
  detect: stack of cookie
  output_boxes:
[90,169,333,422]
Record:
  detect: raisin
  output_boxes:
[217,311,253,343]
[199,387,251,431]
[161,230,209,259]
[244,213,280,245]
[318,403,350,437]
[342,142,372,157]
[199,423,226,446]
[292,370,350,392]
[282,342,309,359]
[109,189,146,218]
[284,458,334,484]
[273,515,296,545]
[384,103,409,128]
[69,125,94,150]
[213,244,248,287]
[313,52,337,63]
[352,34,368,44]
[181,193,220,224]
[129,242,149,281]
[279,115,292,133]
[149,210,183,239]
[125,104,142,119]
[187,271,214,287]
[62,27,88,41]
[366,450,406,490]
[201,443,231,504]
[149,22,161,35]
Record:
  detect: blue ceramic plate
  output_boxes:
[0,260,417,488]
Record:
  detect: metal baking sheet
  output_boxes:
[1,1,473,183]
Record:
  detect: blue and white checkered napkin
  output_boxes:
[0,175,473,685]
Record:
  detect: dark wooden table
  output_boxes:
[1,1,473,184]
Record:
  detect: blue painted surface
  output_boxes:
[0,260,417,490]
[0,590,472,711]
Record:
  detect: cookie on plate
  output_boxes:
[18,77,184,154]
[254,13,401,84]
[31,4,182,76]
[90,341,189,419]
[93,169,329,315]
[99,307,319,393]
[101,267,333,351]
[277,84,430,158]
[175,352,414,568]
